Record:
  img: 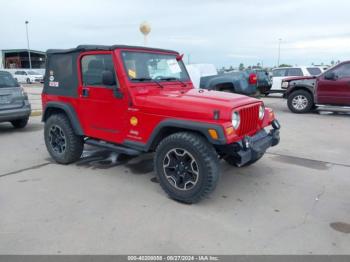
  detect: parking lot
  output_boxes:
[0,94,349,254]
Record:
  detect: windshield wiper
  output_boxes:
[158,77,187,87]
[131,77,164,88]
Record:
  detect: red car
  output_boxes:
[42,45,280,203]
[283,61,350,113]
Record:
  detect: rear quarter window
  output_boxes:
[307,67,322,76]
[0,71,18,88]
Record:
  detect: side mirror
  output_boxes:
[102,70,116,86]
[324,71,336,80]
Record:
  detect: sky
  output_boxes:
[0,0,349,68]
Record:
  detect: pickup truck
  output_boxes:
[200,70,258,95]
[282,61,350,113]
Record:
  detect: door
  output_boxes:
[271,68,288,90]
[316,63,350,105]
[78,52,127,143]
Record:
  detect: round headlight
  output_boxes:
[259,104,265,120]
[232,111,240,129]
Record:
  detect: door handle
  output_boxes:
[82,88,89,97]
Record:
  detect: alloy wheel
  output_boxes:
[48,125,66,154]
[163,148,199,191]
[292,95,308,110]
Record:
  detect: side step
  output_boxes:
[85,139,141,156]
[316,104,350,112]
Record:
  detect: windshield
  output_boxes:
[27,71,40,75]
[0,71,19,88]
[121,51,190,82]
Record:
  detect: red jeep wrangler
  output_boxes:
[283,61,350,113]
[42,45,280,203]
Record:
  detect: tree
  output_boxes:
[239,63,244,71]
[278,64,292,67]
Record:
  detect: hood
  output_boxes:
[284,76,316,82]
[135,88,260,121]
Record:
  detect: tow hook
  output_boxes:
[272,120,281,130]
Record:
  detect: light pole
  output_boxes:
[277,38,282,67]
[25,20,32,69]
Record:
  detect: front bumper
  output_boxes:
[221,120,280,166]
[0,104,31,122]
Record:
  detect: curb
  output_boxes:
[31,111,42,117]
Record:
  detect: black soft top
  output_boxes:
[46,45,178,55]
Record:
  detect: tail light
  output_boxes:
[249,73,257,85]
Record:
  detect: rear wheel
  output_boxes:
[287,90,313,113]
[44,114,84,164]
[154,132,220,203]
[11,117,29,129]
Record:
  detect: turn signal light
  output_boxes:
[225,126,234,136]
[208,129,218,140]
[269,110,275,122]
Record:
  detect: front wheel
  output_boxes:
[44,114,84,164]
[154,132,220,203]
[287,90,313,113]
[26,78,31,84]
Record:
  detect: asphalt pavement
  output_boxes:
[0,96,349,254]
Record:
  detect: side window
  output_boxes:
[287,68,303,76]
[81,54,117,87]
[332,64,350,79]
[273,69,287,77]
[14,71,20,75]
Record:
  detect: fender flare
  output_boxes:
[286,85,314,98]
[42,102,84,135]
[124,119,226,152]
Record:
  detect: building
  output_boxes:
[0,49,46,69]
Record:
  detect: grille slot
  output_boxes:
[238,104,259,135]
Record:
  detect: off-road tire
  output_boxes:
[154,132,220,203]
[44,113,84,164]
[224,154,263,167]
[11,117,29,128]
[287,90,313,113]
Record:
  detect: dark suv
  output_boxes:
[0,71,31,128]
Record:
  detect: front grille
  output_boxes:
[238,104,259,135]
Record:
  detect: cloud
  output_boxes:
[228,54,259,59]
[1,0,350,67]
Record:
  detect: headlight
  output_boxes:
[259,104,265,120]
[281,81,289,89]
[232,111,240,129]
